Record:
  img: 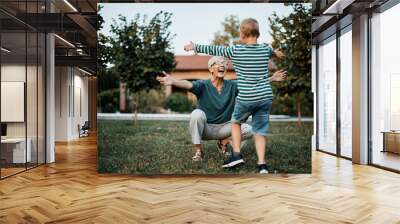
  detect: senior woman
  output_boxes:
[157,56,286,161]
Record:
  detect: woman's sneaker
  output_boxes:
[192,150,202,162]
[257,164,269,174]
[217,140,228,154]
[222,153,244,168]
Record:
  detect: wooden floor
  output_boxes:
[1,135,400,224]
[1,167,26,178]
[372,151,400,171]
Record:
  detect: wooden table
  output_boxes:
[381,131,400,154]
[1,138,31,163]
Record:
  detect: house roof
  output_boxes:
[174,55,234,71]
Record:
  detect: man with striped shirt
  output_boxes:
[184,18,285,173]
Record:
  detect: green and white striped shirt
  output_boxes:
[195,43,273,102]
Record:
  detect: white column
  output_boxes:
[46,33,55,163]
[45,0,55,163]
[352,14,369,164]
[312,45,317,151]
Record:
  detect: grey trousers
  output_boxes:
[189,109,253,147]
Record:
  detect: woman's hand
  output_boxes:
[270,69,287,82]
[156,71,174,86]
[157,71,193,90]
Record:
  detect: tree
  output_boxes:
[212,15,240,46]
[97,5,119,112]
[269,4,312,125]
[97,5,111,87]
[109,11,176,122]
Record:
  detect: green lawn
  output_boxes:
[97,120,312,174]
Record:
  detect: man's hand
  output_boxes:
[270,69,287,82]
[274,49,285,59]
[156,71,174,86]
[184,42,195,52]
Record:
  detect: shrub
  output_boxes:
[98,88,119,113]
[133,89,166,113]
[164,93,194,113]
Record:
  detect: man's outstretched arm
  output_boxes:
[156,71,193,90]
[269,69,287,82]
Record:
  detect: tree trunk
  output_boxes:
[296,94,302,127]
[120,82,127,113]
[133,94,139,125]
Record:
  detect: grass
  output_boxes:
[97,120,312,174]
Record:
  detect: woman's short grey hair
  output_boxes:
[208,56,228,70]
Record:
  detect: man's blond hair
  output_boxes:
[240,18,260,38]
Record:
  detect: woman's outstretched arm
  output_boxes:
[156,71,193,90]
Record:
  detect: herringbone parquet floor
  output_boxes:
[1,135,400,224]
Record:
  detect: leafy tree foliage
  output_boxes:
[269,4,312,123]
[109,11,176,94]
[212,15,240,46]
[98,11,176,115]
[97,5,119,112]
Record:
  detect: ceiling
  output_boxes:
[0,0,97,73]
[311,0,391,43]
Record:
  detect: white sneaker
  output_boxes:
[257,164,269,174]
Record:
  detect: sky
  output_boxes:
[99,3,296,55]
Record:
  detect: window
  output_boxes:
[0,1,46,179]
[339,27,352,158]
[370,3,400,171]
[317,35,337,154]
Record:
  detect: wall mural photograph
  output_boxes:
[97,3,313,175]
[2,0,400,223]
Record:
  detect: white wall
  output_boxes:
[72,73,89,138]
[1,65,25,128]
[1,65,41,138]
[1,65,26,139]
[1,63,46,164]
[55,66,70,141]
[55,66,89,141]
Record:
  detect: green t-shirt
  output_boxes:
[190,79,238,124]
